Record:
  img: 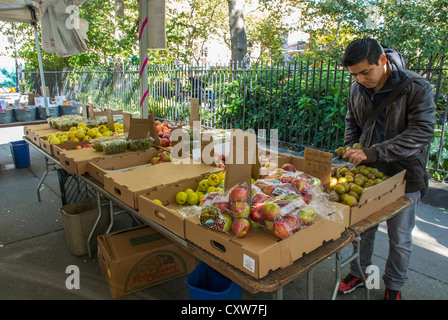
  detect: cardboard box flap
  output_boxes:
[224,129,259,191]
[358,170,406,206]
[303,147,333,192]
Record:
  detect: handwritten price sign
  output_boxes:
[304,147,333,192]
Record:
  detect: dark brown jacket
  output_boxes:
[345,48,436,193]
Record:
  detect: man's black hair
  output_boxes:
[342,37,385,67]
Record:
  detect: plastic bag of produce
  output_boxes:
[128,137,154,151]
[101,139,127,154]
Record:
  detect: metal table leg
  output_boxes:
[87,192,106,258]
[307,269,314,300]
[331,235,370,300]
[37,156,55,201]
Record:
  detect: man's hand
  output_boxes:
[343,149,367,165]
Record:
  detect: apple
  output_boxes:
[282,163,296,172]
[291,178,309,193]
[213,200,230,213]
[150,156,160,165]
[263,184,277,196]
[229,185,249,202]
[273,219,293,239]
[250,203,265,223]
[248,217,261,228]
[251,192,269,205]
[283,214,302,233]
[159,151,171,162]
[222,213,232,232]
[278,173,294,184]
[229,201,250,218]
[232,218,251,238]
[159,137,170,147]
[259,166,270,178]
[299,206,316,225]
[264,220,274,232]
[300,191,312,204]
[261,202,281,221]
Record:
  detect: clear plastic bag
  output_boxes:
[128,137,153,151]
[101,139,127,154]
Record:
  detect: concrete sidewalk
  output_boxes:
[0,126,447,300]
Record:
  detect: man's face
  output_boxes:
[347,55,388,91]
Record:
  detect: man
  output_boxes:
[338,37,435,300]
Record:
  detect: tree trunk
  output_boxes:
[227,0,247,66]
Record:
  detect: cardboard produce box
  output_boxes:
[51,140,94,160]
[58,113,156,175]
[24,123,57,146]
[337,170,406,226]
[103,161,222,209]
[97,225,196,299]
[185,203,348,279]
[137,177,206,239]
[182,129,348,278]
[87,148,164,184]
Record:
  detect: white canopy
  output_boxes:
[0,0,41,24]
[0,0,90,115]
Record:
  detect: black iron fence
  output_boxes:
[21,57,448,180]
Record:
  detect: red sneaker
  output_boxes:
[384,288,402,300]
[338,274,365,295]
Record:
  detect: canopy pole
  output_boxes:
[138,0,149,119]
[30,7,49,116]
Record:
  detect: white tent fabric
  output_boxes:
[0,0,41,24]
[40,0,89,57]
[0,0,91,115]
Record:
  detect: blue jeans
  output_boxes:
[350,191,420,291]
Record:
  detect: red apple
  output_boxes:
[162,132,171,140]
[291,178,309,193]
[273,219,293,239]
[232,218,251,238]
[229,201,250,218]
[159,151,171,162]
[282,163,296,172]
[251,192,269,205]
[283,214,303,233]
[261,202,281,221]
[300,191,312,204]
[229,185,249,202]
[213,200,230,214]
[263,184,277,196]
[250,203,265,223]
[278,173,294,184]
[159,137,170,147]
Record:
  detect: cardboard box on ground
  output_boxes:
[97,225,196,299]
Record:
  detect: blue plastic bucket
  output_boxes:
[186,262,242,300]
[9,140,30,169]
